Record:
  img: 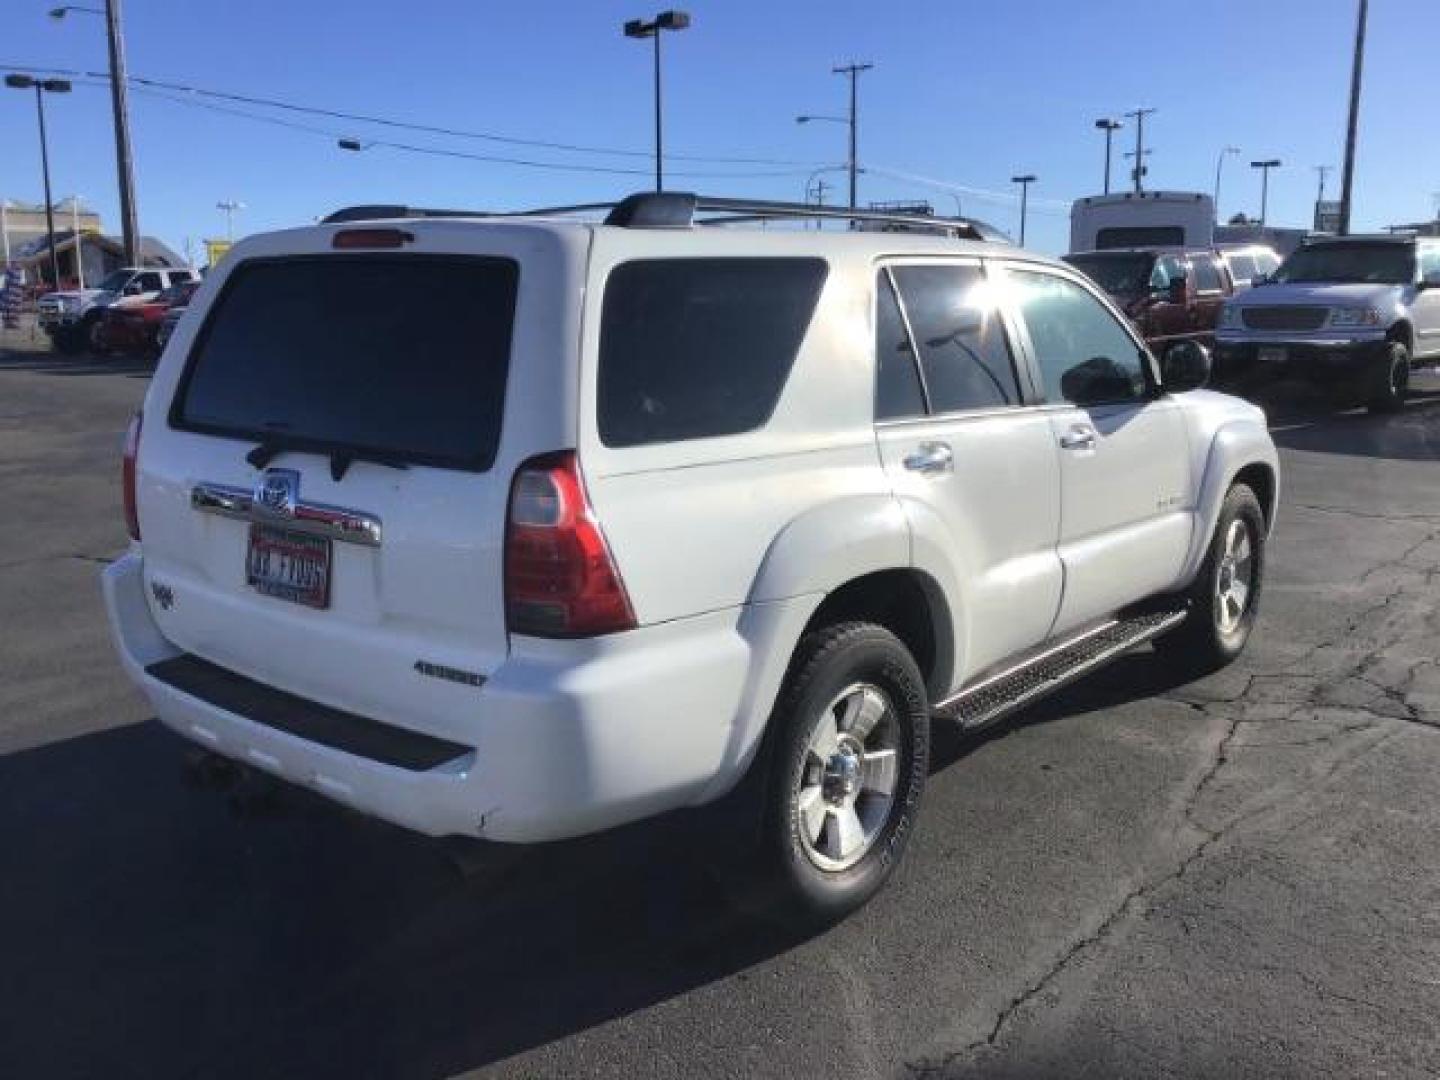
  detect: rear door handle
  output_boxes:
[903,442,953,475]
[1058,425,1097,450]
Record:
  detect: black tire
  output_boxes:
[1156,484,1266,675]
[1366,340,1410,414]
[53,325,84,355]
[751,622,930,927]
[81,311,105,356]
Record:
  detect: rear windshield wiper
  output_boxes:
[243,436,411,481]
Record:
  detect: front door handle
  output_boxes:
[903,442,954,475]
[1058,425,1097,451]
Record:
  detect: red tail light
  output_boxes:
[505,451,635,637]
[122,411,142,541]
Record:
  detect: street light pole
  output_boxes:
[623,10,691,193]
[1011,174,1037,246]
[1251,159,1282,228]
[1124,107,1156,193]
[5,75,71,289]
[1214,145,1240,213]
[832,62,873,209]
[1093,118,1122,195]
[1338,0,1368,236]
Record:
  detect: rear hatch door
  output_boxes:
[136,222,583,744]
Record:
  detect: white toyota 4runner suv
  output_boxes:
[104,193,1279,923]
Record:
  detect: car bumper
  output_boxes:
[1213,334,1389,382]
[103,552,792,842]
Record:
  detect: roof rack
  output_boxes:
[322,192,1008,242]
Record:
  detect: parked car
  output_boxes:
[95,280,201,356]
[1062,246,1237,361]
[102,193,1278,924]
[1215,233,1440,412]
[154,281,202,351]
[1217,244,1281,293]
[38,266,199,354]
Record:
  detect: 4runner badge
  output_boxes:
[255,468,300,517]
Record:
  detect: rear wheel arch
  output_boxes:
[799,569,953,702]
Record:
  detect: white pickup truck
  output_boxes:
[104,193,1279,923]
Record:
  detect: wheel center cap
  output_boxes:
[823,747,863,803]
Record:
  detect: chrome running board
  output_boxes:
[934,607,1187,731]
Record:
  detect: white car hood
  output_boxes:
[1233,281,1401,308]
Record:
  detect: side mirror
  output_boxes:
[1165,277,1187,304]
[1161,340,1212,392]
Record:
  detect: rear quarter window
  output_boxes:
[597,257,828,447]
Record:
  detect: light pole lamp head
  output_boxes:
[5,74,36,89]
[1011,174,1037,185]
[1251,159,1282,169]
[40,78,72,93]
[655,10,690,30]
[623,18,652,38]
[1094,118,1122,131]
[337,138,366,152]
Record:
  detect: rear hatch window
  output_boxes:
[172,255,518,471]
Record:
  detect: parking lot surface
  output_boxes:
[3,332,1438,1080]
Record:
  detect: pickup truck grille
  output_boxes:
[1241,306,1328,331]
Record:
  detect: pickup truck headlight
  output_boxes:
[1218,305,1242,329]
[1328,306,1382,328]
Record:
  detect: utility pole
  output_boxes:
[1313,164,1333,207]
[104,0,140,264]
[1338,0,1367,235]
[810,177,830,230]
[1124,107,1156,193]
[833,62,873,209]
[1094,118,1123,195]
[216,200,245,242]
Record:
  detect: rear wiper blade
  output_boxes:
[328,449,409,482]
[243,435,410,481]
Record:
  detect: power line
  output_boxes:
[122,81,810,179]
[0,61,824,168]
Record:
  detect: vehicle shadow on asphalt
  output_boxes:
[0,721,815,1080]
[1240,371,1440,464]
[0,350,157,378]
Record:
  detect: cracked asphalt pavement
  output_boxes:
[2,335,1438,1080]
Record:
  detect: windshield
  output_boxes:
[95,270,132,293]
[1273,243,1415,285]
[1062,254,1156,298]
[174,255,519,471]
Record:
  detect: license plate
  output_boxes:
[246,524,332,609]
[1258,346,1288,366]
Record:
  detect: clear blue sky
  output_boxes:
[2,0,1434,258]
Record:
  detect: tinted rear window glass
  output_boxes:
[598,258,827,447]
[1095,226,1185,249]
[173,256,518,471]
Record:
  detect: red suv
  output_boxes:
[1063,247,1237,363]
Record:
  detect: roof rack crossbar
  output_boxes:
[321,192,1008,242]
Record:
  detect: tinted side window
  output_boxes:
[1012,270,1148,406]
[1191,255,1224,293]
[1420,248,1440,277]
[598,258,828,448]
[1226,254,1256,283]
[874,273,926,420]
[138,272,164,291]
[891,264,1019,412]
[1150,256,1184,290]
